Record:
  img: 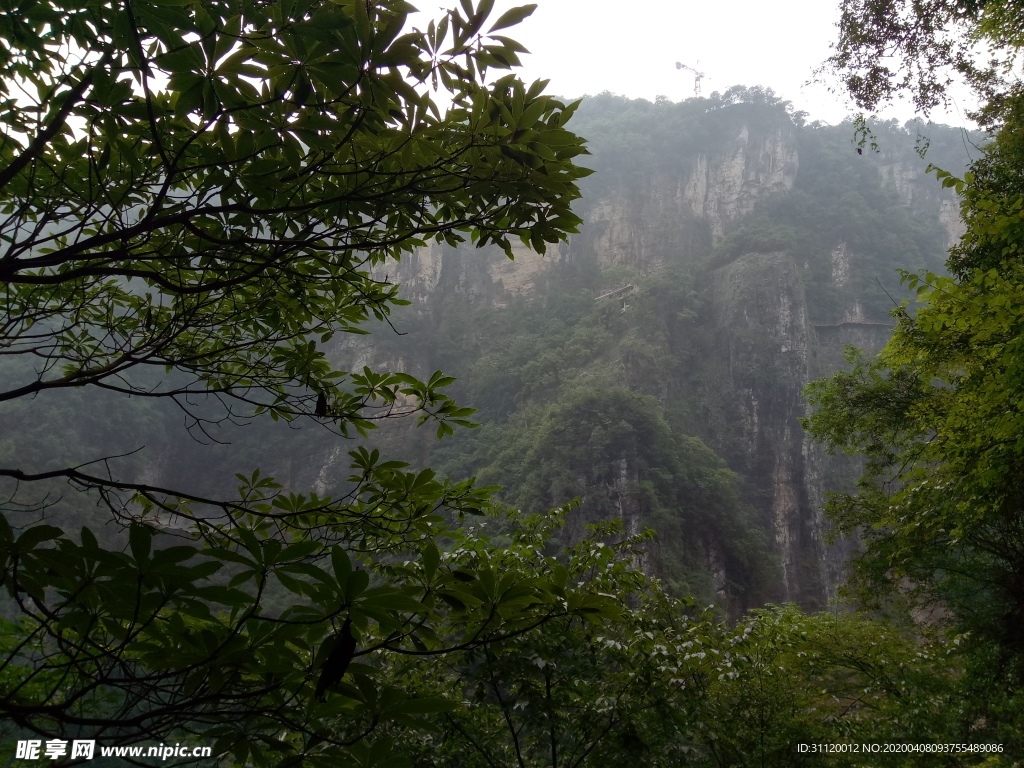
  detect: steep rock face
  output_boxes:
[384,239,555,307]
[679,124,799,238]
[324,101,966,606]
[559,121,799,272]
[696,244,902,604]
[877,160,966,247]
[385,118,800,305]
[701,252,819,603]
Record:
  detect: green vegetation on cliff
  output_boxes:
[805,0,1024,751]
[354,92,969,612]
[3,0,1019,759]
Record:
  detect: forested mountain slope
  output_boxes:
[321,89,977,611]
[1,88,977,613]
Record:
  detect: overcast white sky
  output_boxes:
[416,0,979,128]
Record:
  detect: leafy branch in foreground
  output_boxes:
[0,0,587,442]
[816,0,1024,753]
[804,153,1024,753]
[0,0,593,762]
[822,0,1023,123]
[0,503,623,765]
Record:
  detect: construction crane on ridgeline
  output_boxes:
[675,61,706,96]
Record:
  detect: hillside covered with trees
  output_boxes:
[2,0,1024,766]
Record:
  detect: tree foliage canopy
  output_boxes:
[5,0,1019,760]
[0,0,586,439]
[809,12,1024,749]
[0,0,601,762]
[825,0,1024,122]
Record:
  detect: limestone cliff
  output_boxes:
[385,111,801,302]
[679,124,799,239]
[326,94,973,608]
[700,252,818,601]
